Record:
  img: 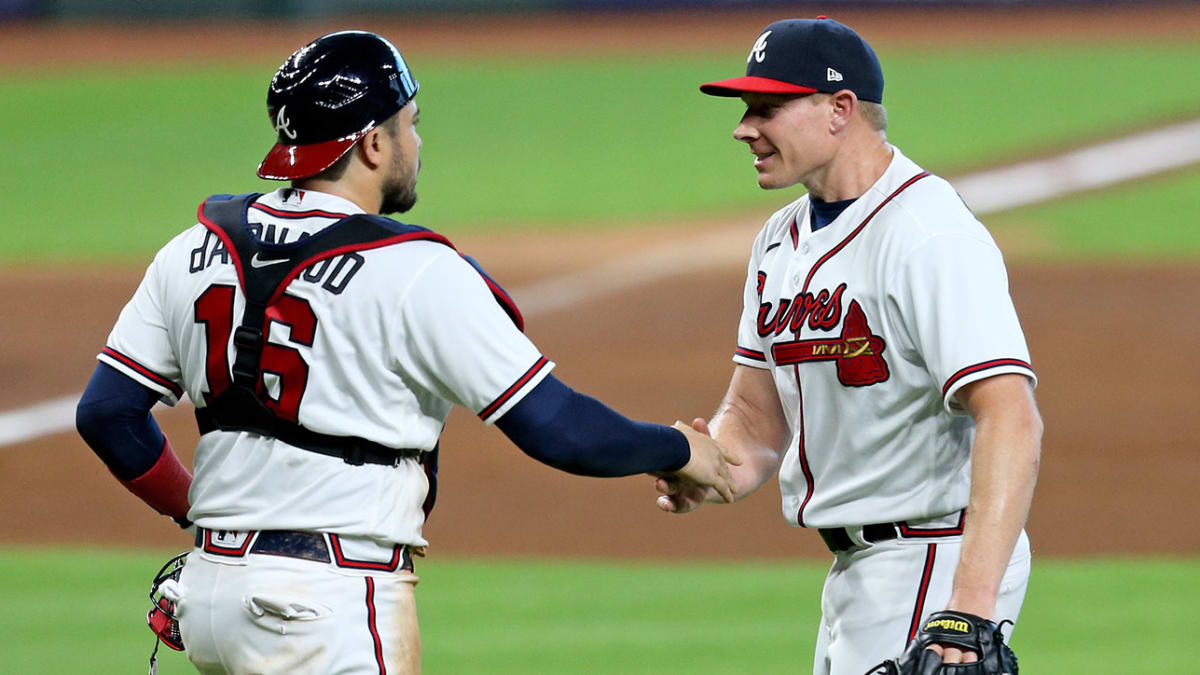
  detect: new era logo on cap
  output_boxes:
[700,17,884,104]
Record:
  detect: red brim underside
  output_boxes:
[699,76,820,97]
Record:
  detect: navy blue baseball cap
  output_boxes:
[700,17,884,103]
[258,31,420,181]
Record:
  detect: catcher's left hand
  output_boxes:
[864,610,1018,674]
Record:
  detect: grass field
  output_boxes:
[3,42,1199,262]
[987,165,1200,259]
[1,549,1196,673]
[3,27,1199,675]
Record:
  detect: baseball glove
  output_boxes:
[864,610,1018,675]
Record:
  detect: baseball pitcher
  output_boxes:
[655,17,1041,675]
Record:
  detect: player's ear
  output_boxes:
[828,90,857,134]
[357,127,389,171]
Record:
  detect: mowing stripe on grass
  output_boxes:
[0,395,80,447]
[955,118,1200,215]
[3,117,1199,448]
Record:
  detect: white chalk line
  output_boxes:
[954,118,1200,215]
[0,395,82,447]
[4,118,1199,447]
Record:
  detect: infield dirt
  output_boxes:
[2,6,1198,558]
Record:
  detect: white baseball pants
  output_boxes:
[813,529,1031,675]
[175,539,421,674]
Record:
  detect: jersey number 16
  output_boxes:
[193,284,316,422]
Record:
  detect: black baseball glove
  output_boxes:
[864,610,1018,675]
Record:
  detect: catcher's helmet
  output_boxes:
[146,551,188,652]
[257,30,420,181]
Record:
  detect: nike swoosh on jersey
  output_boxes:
[250,253,289,268]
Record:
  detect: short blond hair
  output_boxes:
[860,101,888,132]
[810,92,888,134]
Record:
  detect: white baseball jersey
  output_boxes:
[99,188,554,547]
[732,146,1036,529]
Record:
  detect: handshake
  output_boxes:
[655,418,743,514]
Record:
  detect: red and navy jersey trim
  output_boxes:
[249,203,350,220]
[734,346,767,362]
[907,544,939,644]
[329,534,406,572]
[792,366,815,527]
[790,171,930,527]
[802,171,929,292]
[899,509,966,538]
[364,577,387,674]
[479,356,550,420]
[199,194,525,334]
[942,358,1034,397]
[99,347,183,398]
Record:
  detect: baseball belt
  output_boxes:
[196,528,414,572]
[819,509,968,554]
[818,523,902,553]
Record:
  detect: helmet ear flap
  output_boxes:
[146,551,188,652]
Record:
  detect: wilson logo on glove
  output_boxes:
[864,610,1018,675]
[924,617,971,633]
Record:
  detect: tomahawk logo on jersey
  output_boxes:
[753,280,890,386]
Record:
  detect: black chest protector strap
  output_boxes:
[193,193,459,467]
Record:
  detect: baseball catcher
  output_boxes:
[76,28,740,674]
[865,611,1018,675]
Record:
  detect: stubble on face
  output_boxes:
[380,148,418,215]
[379,106,421,215]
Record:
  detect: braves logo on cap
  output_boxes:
[274,105,298,141]
[748,31,771,64]
[702,18,885,104]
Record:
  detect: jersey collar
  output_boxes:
[266,187,367,216]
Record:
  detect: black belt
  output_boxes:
[818,523,900,554]
[195,408,422,467]
[196,529,413,572]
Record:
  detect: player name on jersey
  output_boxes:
[188,228,365,296]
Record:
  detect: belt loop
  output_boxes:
[846,525,869,549]
[344,444,365,466]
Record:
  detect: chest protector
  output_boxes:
[193,192,523,501]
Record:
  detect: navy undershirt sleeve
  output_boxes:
[495,375,690,477]
[75,362,167,480]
